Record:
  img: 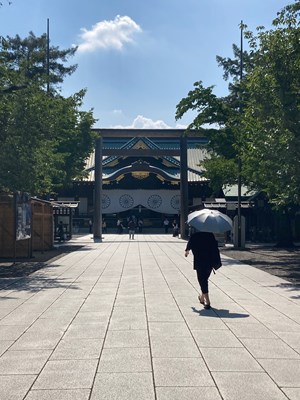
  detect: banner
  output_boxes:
[15,192,31,241]
[101,190,180,214]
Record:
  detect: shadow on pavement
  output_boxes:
[0,266,83,293]
[191,306,249,319]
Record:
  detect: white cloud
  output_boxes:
[77,15,142,53]
[175,123,188,129]
[112,115,188,129]
[112,109,123,115]
[112,115,172,129]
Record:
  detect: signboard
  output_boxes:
[15,192,31,241]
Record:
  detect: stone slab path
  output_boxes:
[0,234,299,400]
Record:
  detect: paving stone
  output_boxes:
[80,301,114,313]
[13,302,50,314]
[258,359,300,387]
[145,293,175,305]
[33,359,98,389]
[240,338,300,359]
[147,303,179,312]
[10,330,63,350]
[0,308,11,319]
[213,371,288,400]
[51,338,103,360]
[113,303,146,312]
[0,340,13,355]
[104,329,149,348]
[184,315,229,330]
[63,322,108,339]
[0,349,51,374]
[98,347,151,372]
[25,389,91,400]
[262,318,300,333]
[72,311,110,324]
[0,375,37,400]
[0,311,40,326]
[114,296,146,306]
[201,348,262,372]
[109,311,147,330]
[156,387,222,400]
[225,322,277,338]
[0,324,28,340]
[150,336,200,358]
[91,372,155,400]
[149,322,191,338]
[116,293,144,301]
[50,298,85,310]
[31,317,72,331]
[276,331,300,350]
[1,235,300,398]
[175,295,199,306]
[40,309,77,320]
[147,310,184,322]
[153,357,214,387]
[193,329,243,348]
[39,313,75,326]
[281,388,300,400]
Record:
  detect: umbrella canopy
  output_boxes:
[187,209,233,233]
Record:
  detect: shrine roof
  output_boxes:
[81,136,209,183]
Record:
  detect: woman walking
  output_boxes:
[185,231,221,309]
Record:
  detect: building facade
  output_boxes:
[58,132,213,233]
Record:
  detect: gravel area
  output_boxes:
[221,245,300,286]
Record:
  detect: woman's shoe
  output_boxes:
[204,302,211,310]
[198,295,204,305]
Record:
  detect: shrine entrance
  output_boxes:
[92,128,205,240]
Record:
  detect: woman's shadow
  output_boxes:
[191,306,249,319]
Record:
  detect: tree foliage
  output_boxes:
[176,1,300,207]
[241,1,300,206]
[0,1,12,7]
[1,32,77,91]
[0,33,96,195]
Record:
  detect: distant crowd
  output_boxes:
[88,216,180,238]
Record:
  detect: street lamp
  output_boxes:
[236,21,244,249]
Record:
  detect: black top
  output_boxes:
[185,232,221,270]
[128,220,136,229]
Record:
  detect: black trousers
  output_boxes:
[196,267,213,294]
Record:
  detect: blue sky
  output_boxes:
[0,0,291,128]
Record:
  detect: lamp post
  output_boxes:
[237,21,244,248]
[46,18,50,94]
[93,136,103,241]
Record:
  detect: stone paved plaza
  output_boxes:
[0,234,299,400]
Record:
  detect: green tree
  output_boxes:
[175,41,252,194]
[1,32,77,92]
[241,1,300,207]
[0,33,96,195]
[240,1,300,245]
[176,1,299,209]
[176,1,299,245]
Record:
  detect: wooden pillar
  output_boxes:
[180,135,188,240]
[93,137,103,241]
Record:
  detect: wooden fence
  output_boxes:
[0,193,54,258]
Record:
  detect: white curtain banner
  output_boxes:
[101,190,180,214]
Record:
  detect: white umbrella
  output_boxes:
[187,209,233,233]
